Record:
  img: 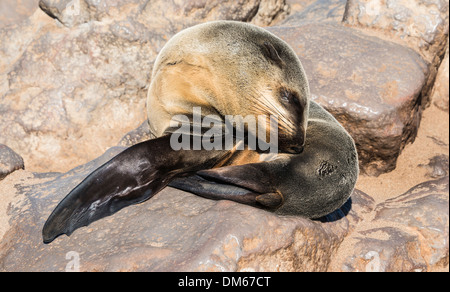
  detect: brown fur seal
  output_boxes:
[42,21,358,244]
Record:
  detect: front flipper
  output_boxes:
[43,135,229,244]
[169,163,283,210]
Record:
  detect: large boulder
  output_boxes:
[0,0,39,28]
[343,0,449,61]
[0,145,24,180]
[38,0,289,28]
[431,41,449,112]
[343,0,449,107]
[331,176,449,272]
[282,0,347,26]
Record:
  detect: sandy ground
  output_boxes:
[356,103,449,203]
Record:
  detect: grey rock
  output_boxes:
[118,120,154,147]
[0,0,39,28]
[343,0,449,107]
[38,0,91,28]
[0,145,25,180]
[431,41,449,112]
[282,0,347,26]
[419,154,449,179]
[38,0,289,28]
[332,176,449,272]
[374,176,449,269]
[268,23,429,176]
[346,227,428,272]
[0,13,153,172]
[343,0,449,59]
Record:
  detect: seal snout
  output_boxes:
[287,145,304,154]
[279,130,306,154]
[279,142,305,154]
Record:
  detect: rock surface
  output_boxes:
[268,23,429,176]
[419,155,449,179]
[0,147,370,272]
[343,0,449,60]
[38,0,289,28]
[0,0,39,28]
[0,145,25,180]
[282,0,346,26]
[331,176,449,272]
[431,41,449,112]
[343,0,449,107]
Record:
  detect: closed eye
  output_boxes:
[280,90,300,105]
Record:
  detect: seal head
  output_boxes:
[147,21,310,153]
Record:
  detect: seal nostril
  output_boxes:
[289,146,304,154]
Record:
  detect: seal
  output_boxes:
[42,21,358,244]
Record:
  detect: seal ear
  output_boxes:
[42,135,228,244]
[169,163,283,209]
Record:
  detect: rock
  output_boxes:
[0,145,25,180]
[38,0,289,28]
[431,41,449,112]
[374,177,450,270]
[0,11,152,172]
[0,0,288,173]
[282,0,347,26]
[0,0,39,28]
[343,0,449,107]
[118,120,154,147]
[343,0,449,61]
[331,176,449,272]
[285,0,315,12]
[344,227,429,272]
[0,147,372,272]
[38,0,91,28]
[419,154,449,179]
[268,23,429,176]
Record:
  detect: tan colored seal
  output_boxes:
[42,21,358,244]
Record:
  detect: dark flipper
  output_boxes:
[43,135,229,244]
[169,163,283,210]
